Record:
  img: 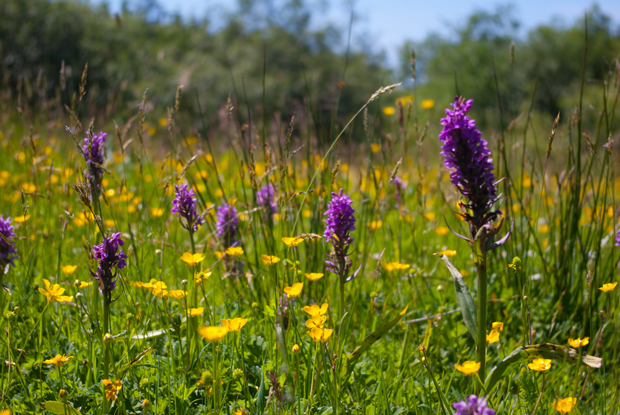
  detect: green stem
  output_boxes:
[102,294,111,413]
[475,238,488,386]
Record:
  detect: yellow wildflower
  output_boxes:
[77,281,93,289]
[382,107,395,115]
[168,290,187,299]
[261,255,281,265]
[43,354,74,369]
[60,265,78,275]
[291,344,300,354]
[304,272,324,281]
[303,303,328,317]
[197,326,229,342]
[568,337,589,348]
[370,143,381,153]
[282,237,304,247]
[599,282,617,292]
[283,282,303,297]
[38,279,73,303]
[551,397,577,414]
[187,308,204,317]
[492,322,504,332]
[221,318,248,332]
[454,361,480,376]
[486,329,500,345]
[421,99,435,109]
[180,252,205,265]
[225,246,244,256]
[14,215,30,223]
[195,270,212,284]
[307,327,333,343]
[434,250,456,257]
[305,315,327,329]
[102,379,122,401]
[528,358,552,371]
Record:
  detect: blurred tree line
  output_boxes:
[1,0,619,139]
[399,4,620,126]
[0,0,387,141]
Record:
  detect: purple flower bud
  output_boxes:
[257,184,277,218]
[81,132,107,183]
[615,228,620,250]
[171,184,203,232]
[324,189,356,247]
[0,215,18,270]
[453,395,495,415]
[439,97,499,230]
[92,233,127,295]
[216,204,238,247]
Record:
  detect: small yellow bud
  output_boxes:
[292,344,300,354]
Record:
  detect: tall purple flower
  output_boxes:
[453,395,495,415]
[81,131,107,184]
[0,215,18,270]
[216,204,239,247]
[615,228,620,251]
[439,97,499,231]
[171,184,204,232]
[91,233,127,297]
[257,184,277,218]
[324,189,356,274]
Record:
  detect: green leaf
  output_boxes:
[341,305,409,383]
[256,363,266,415]
[44,401,82,415]
[485,343,602,392]
[440,255,478,341]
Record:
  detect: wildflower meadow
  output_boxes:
[1,4,620,415]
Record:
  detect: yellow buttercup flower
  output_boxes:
[187,307,204,317]
[435,226,449,235]
[486,329,500,345]
[307,327,333,343]
[0,409,11,415]
[283,282,303,297]
[303,303,328,317]
[151,208,164,217]
[14,214,30,223]
[197,325,229,342]
[221,318,248,332]
[528,358,552,371]
[370,143,381,153]
[599,282,617,292]
[305,272,324,281]
[168,290,187,299]
[233,409,247,415]
[492,322,504,332]
[368,220,382,230]
[305,315,327,329]
[382,106,395,116]
[43,354,74,369]
[568,337,589,348]
[421,99,435,109]
[383,262,410,272]
[77,281,93,289]
[291,344,300,354]
[454,361,480,376]
[225,246,244,256]
[261,255,281,265]
[60,265,78,275]
[551,397,577,414]
[282,237,304,247]
[180,252,205,265]
[434,250,457,257]
[38,279,73,303]
[396,96,413,106]
[102,379,122,401]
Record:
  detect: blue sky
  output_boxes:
[96,0,619,66]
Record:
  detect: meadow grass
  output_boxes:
[0,42,619,415]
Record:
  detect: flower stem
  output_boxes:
[475,238,488,386]
[102,294,111,413]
